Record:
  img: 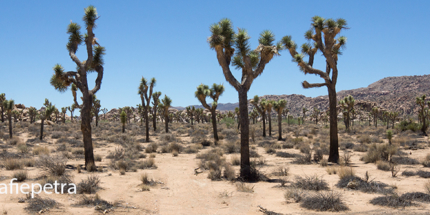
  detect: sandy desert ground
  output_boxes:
[1,120,430,215]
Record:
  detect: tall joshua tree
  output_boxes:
[281,16,348,163]
[151,91,162,131]
[40,100,55,140]
[0,93,5,123]
[302,107,308,125]
[273,99,287,140]
[339,95,354,131]
[91,95,101,126]
[68,103,78,123]
[208,19,281,179]
[159,95,172,133]
[28,107,37,124]
[186,106,196,125]
[416,95,430,135]
[3,99,14,138]
[50,6,105,170]
[195,83,225,141]
[138,77,156,142]
[251,96,267,137]
[61,107,67,123]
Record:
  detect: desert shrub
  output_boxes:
[319,143,330,155]
[197,149,225,170]
[221,129,238,141]
[257,140,273,148]
[293,152,312,164]
[77,175,100,194]
[22,158,35,167]
[376,161,391,171]
[272,166,289,177]
[422,153,430,167]
[67,139,83,147]
[7,137,21,145]
[36,155,67,176]
[200,139,212,147]
[337,175,393,194]
[341,150,351,166]
[51,131,64,139]
[353,144,368,152]
[136,158,157,169]
[320,158,328,167]
[276,151,299,158]
[292,137,303,145]
[183,145,199,154]
[300,191,349,211]
[284,188,307,203]
[74,194,113,211]
[190,129,208,143]
[338,167,355,179]
[417,170,430,178]
[208,168,222,180]
[398,120,420,132]
[369,193,414,208]
[160,133,176,142]
[363,143,397,163]
[94,154,102,162]
[265,147,276,154]
[4,159,23,170]
[231,155,240,166]
[33,146,50,155]
[292,175,329,191]
[282,142,294,149]
[236,182,254,193]
[401,170,416,177]
[299,144,311,154]
[249,149,260,158]
[13,170,28,182]
[400,192,430,202]
[145,142,158,153]
[223,140,240,154]
[41,175,75,193]
[313,148,323,162]
[358,135,371,144]
[72,148,84,155]
[56,144,67,152]
[223,164,236,180]
[340,142,354,150]
[168,142,183,153]
[25,196,57,212]
[326,167,337,175]
[17,143,29,154]
[391,156,419,165]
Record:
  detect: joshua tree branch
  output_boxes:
[89,65,103,95]
[85,29,94,70]
[69,51,84,70]
[214,46,240,91]
[302,81,327,89]
[298,62,330,81]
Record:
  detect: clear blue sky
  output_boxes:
[1,0,429,110]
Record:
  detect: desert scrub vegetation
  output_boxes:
[362,143,397,163]
[284,189,349,212]
[4,158,23,170]
[77,175,101,194]
[291,175,329,191]
[36,155,67,176]
[25,196,58,213]
[74,193,114,211]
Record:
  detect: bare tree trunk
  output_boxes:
[238,89,250,179]
[211,111,219,141]
[145,109,150,142]
[268,113,272,136]
[165,115,169,133]
[191,114,193,125]
[153,109,157,131]
[8,115,12,139]
[122,123,125,133]
[95,114,99,126]
[1,107,4,123]
[278,113,282,140]
[262,114,266,137]
[81,94,95,171]
[328,86,339,163]
[40,119,44,140]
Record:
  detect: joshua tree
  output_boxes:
[53,107,59,123]
[273,99,287,140]
[416,95,430,135]
[250,108,258,124]
[159,95,172,133]
[0,93,5,123]
[151,91,162,131]
[138,77,156,142]
[209,19,281,179]
[339,95,355,131]
[91,95,101,126]
[49,6,105,170]
[68,103,78,123]
[281,16,348,163]
[387,130,393,145]
[251,96,267,137]
[120,111,126,133]
[372,107,379,128]
[12,110,20,122]
[388,111,399,129]
[195,83,225,141]
[101,108,108,120]
[28,107,37,124]
[312,107,321,125]
[61,107,67,123]
[266,101,273,136]
[3,99,14,138]
[302,107,308,125]
[186,106,196,125]
[40,100,55,140]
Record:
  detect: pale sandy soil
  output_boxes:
[1,121,430,215]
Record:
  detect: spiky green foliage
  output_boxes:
[258,30,275,46]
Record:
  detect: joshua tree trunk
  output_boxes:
[328,87,339,163]
[95,114,99,126]
[278,112,282,140]
[40,119,44,140]
[153,110,157,131]
[268,114,272,136]
[238,90,250,178]
[145,109,150,142]
[165,116,169,133]
[81,94,95,170]
[262,113,266,137]
[1,107,4,123]
[122,123,125,133]
[8,114,12,138]
[211,111,219,141]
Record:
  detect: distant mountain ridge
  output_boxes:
[174,74,430,116]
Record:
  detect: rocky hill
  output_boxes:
[178,74,430,117]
